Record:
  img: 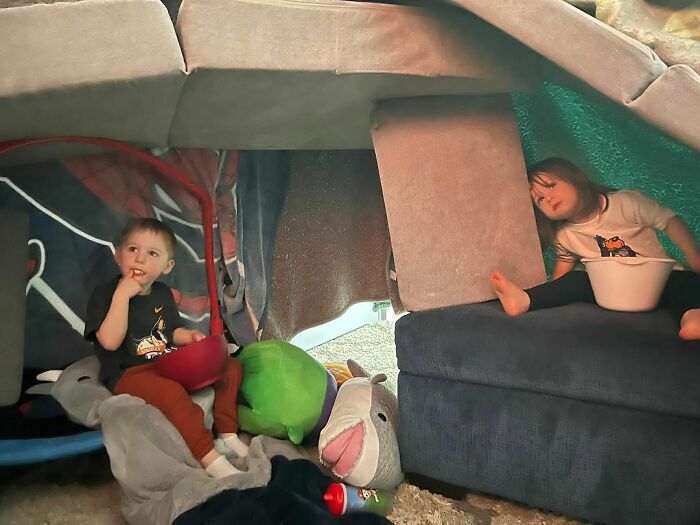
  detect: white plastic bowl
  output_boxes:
[581,257,676,312]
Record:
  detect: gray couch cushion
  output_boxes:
[372,95,545,311]
[396,301,700,418]
[0,0,186,146]
[628,64,700,151]
[170,0,541,149]
[445,0,700,151]
[0,209,29,406]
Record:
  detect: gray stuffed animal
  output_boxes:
[318,360,403,490]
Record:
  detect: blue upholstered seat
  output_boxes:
[396,301,700,525]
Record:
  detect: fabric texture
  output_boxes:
[84,277,183,391]
[398,373,700,525]
[170,0,539,149]
[51,355,310,525]
[174,455,391,525]
[395,302,700,524]
[114,357,244,461]
[371,95,545,310]
[0,0,186,146]
[224,151,290,343]
[263,151,392,340]
[446,0,700,150]
[554,189,676,261]
[0,209,29,406]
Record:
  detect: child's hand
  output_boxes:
[115,271,142,299]
[173,327,207,345]
[190,329,206,343]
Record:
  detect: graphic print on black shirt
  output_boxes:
[84,277,183,390]
[595,235,637,257]
[135,315,171,360]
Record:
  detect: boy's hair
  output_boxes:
[117,218,176,258]
[527,157,615,246]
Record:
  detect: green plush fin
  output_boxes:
[238,405,289,439]
[288,426,304,445]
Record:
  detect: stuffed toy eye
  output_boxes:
[378,413,387,422]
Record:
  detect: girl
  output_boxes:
[489,157,700,340]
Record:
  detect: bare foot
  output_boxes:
[489,270,531,316]
[679,309,700,340]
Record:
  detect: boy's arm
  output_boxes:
[96,274,141,351]
[664,216,700,272]
[165,283,205,346]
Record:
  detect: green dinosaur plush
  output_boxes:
[237,339,337,444]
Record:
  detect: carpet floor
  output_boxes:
[0,321,587,524]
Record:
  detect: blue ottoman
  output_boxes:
[396,301,700,525]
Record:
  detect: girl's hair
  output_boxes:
[527,157,615,246]
[117,218,177,258]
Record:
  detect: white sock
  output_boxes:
[204,455,240,479]
[218,433,249,458]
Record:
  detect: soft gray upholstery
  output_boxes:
[0,209,29,406]
[0,0,186,146]
[169,0,541,149]
[628,65,700,150]
[1,0,697,151]
[446,0,700,151]
[372,95,545,310]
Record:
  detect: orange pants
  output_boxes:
[114,356,243,461]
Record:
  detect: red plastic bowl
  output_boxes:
[155,334,228,392]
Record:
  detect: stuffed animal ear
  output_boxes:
[347,359,369,378]
[370,373,388,385]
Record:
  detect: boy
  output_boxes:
[85,218,248,478]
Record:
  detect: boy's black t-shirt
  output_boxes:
[84,277,183,391]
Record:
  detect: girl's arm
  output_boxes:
[552,259,576,280]
[664,216,700,272]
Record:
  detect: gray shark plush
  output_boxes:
[318,360,403,490]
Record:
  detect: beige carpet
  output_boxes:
[0,452,582,525]
[0,322,585,524]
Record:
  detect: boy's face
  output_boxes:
[115,229,174,292]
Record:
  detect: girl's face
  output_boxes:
[529,172,584,221]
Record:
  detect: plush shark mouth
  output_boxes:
[320,421,365,478]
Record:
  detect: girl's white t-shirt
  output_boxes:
[554,190,677,262]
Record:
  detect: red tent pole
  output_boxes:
[0,137,224,336]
